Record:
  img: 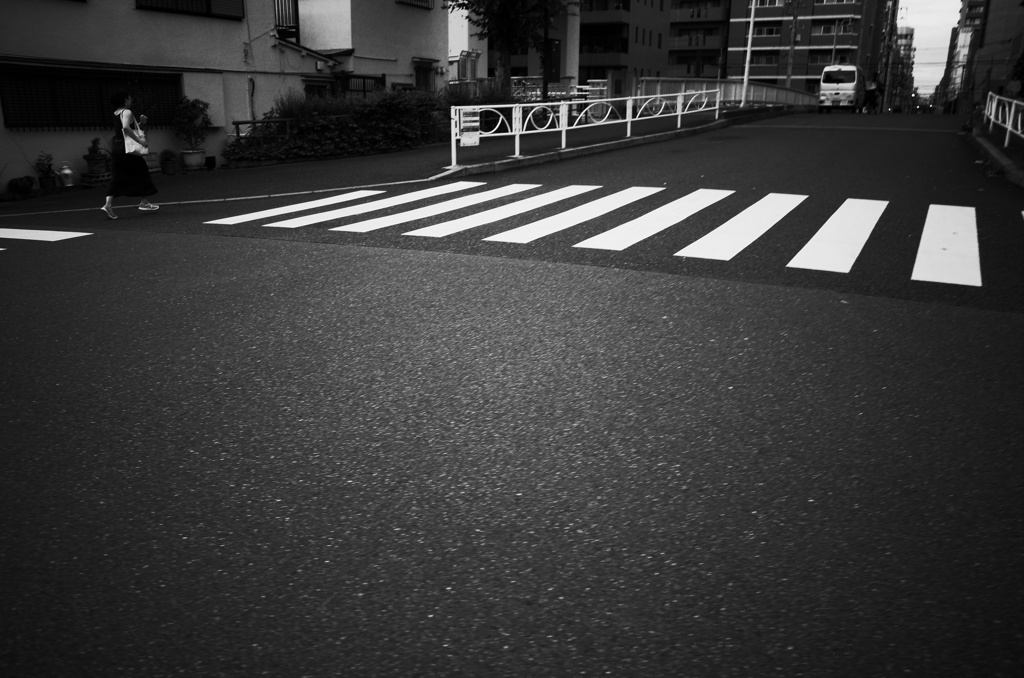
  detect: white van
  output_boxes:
[818,65,865,113]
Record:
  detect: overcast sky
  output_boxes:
[901,0,963,94]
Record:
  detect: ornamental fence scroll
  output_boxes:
[448,88,720,167]
[984,92,1024,149]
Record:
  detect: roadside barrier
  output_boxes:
[449,89,720,168]
[984,92,1024,149]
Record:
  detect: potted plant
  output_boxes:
[83,137,111,174]
[159,149,178,175]
[35,153,58,193]
[173,96,213,171]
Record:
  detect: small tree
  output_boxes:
[447,0,578,99]
[173,96,213,150]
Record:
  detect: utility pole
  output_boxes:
[784,0,802,90]
[741,0,757,106]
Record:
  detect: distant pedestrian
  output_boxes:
[101,90,158,220]
[865,73,881,114]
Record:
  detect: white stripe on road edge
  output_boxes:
[0,228,92,241]
[404,185,602,238]
[204,189,384,225]
[786,198,888,273]
[573,188,735,251]
[264,181,486,229]
[333,184,540,233]
[675,192,807,260]
[911,205,981,287]
[484,187,665,244]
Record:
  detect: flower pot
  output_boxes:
[181,149,206,172]
[83,154,109,175]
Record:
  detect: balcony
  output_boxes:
[275,0,299,42]
[670,7,725,22]
[669,36,722,50]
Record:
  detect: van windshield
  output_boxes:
[822,71,856,84]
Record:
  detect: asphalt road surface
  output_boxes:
[2,113,1022,677]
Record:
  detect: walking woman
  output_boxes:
[101,90,159,219]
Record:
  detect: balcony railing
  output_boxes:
[275,0,299,41]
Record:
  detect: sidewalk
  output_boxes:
[0,106,787,217]
[969,111,1024,189]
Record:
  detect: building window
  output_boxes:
[136,0,244,20]
[0,64,181,130]
[396,0,433,8]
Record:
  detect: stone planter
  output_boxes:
[181,149,206,171]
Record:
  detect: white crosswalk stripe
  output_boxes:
[332,184,539,233]
[404,185,601,238]
[573,188,734,251]
[204,189,385,225]
[0,228,92,252]
[259,181,486,229]
[787,198,888,273]
[0,228,92,242]
[205,182,991,288]
[483,187,665,244]
[675,193,808,260]
[911,204,981,287]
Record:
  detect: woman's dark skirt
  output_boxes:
[107,138,158,198]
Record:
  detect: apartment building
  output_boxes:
[0,0,349,189]
[578,0,672,97]
[667,0,730,79]
[299,0,449,92]
[723,0,892,94]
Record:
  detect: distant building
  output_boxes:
[723,0,894,96]
[939,0,1022,113]
[578,0,671,97]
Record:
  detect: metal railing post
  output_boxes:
[626,97,633,138]
[512,105,522,157]
[450,107,458,167]
[560,102,568,149]
[677,93,683,128]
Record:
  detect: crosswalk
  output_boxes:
[205,181,988,288]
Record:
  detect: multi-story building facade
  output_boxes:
[667,0,730,79]
[299,0,449,92]
[965,0,1023,101]
[887,25,915,111]
[723,0,892,95]
[578,0,672,97]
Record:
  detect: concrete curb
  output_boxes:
[439,106,793,179]
[969,130,1024,189]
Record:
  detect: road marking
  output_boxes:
[911,205,981,287]
[675,192,807,260]
[404,185,602,238]
[0,228,92,241]
[787,198,888,273]
[204,189,385,224]
[573,188,735,251]
[483,187,664,244]
[333,184,540,232]
[263,181,486,229]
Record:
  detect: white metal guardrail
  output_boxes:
[984,92,1024,148]
[449,89,720,167]
[636,77,817,107]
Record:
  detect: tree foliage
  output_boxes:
[447,0,577,97]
